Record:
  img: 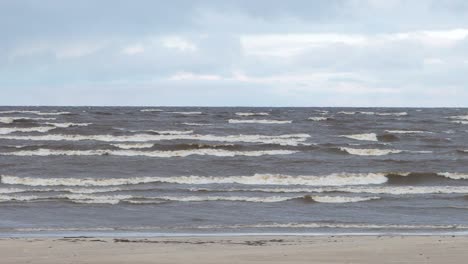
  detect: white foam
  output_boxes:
[141,130,193,135]
[341,133,378,141]
[0,148,297,158]
[207,222,468,230]
[228,119,292,124]
[340,147,402,156]
[35,112,71,116]
[337,111,407,116]
[308,195,380,203]
[111,143,154,149]
[449,115,468,121]
[0,127,56,134]
[307,117,329,121]
[235,112,270,116]
[0,173,389,187]
[0,117,56,124]
[0,133,310,146]
[385,130,431,134]
[168,111,202,115]
[438,172,468,180]
[182,122,210,126]
[210,185,468,195]
[44,122,91,128]
[140,109,163,112]
[453,121,468,124]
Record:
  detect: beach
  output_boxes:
[2,235,468,263]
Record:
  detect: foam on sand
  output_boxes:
[0,173,389,187]
[0,148,297,158]
[0,133,311,146]
[340,133,378,141]
[340,147,402,156]
[228,119,292,124]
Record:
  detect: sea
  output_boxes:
[0,107,467,237]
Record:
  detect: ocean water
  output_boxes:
[0,107,468,236]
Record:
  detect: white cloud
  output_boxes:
[241,29,468,57]
[122,44,145,55]
[161,36,197,52]
[169,71,221,81]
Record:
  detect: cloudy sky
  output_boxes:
[1,0,468,106]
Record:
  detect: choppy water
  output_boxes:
[0,107,468,236]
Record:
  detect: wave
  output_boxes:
[0,117,56,124]
[182,122,210,126]
[0,133,311,146]
[0,110,70,116]
[140,109,163,112]
[0,193,379,204]
[0,127,56,134]
[235,112,269,116]
[139,130,193,135]
[111,143,154,149]
[339,147,402,156]
[337,111,407,116]
[44,122,91,128]
[0,148,297,158]
[0,173,389,187]
[168,111,202,115]
[385,130,431,134]
[438,172,468,180]
[340,133,378,141]
[449,115,468,121]
[199,222,468,230]
[453,121,468,124]
[200,185,468,195]
[307,117,331,121]
[228,119,292,124]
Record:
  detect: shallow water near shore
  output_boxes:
[1,107,467,236]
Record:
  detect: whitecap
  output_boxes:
[228,119,292,124]
[235,112,269,116]
[110,143,154,149]
[0,133,311,146]
[340,147,402,156]
[0,148,297,158]
[43,122,91,128]
[0,127,56,134]
[0,173,389,187]
[168,111,202,115]
[140,109,163,112]
[307,117,329,121]
[340,133,378,142]
[0,117,56,124]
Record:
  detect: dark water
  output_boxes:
[0,107,468,236]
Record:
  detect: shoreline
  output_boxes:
[1,235,468,263]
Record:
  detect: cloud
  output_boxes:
[1,0,468,106]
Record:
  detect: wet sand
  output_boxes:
[1,235,468,263]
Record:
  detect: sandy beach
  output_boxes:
[1,235,468,264]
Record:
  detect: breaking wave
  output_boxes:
[111,143,154,149]
[0,127,56,134]
[0,173,389,187]
[340,133,378,141]
[235,112,269,116]
[140,109,163,112]
[337,111,408,116]
[182,122,210,126]
[385,130,431,134]
[307,117,331,121]
[0,117,56,124]
[44,122,91,128]
[0,110,70,116]
[339,147,402,156]
[168,111,202,115]
[0,148,297,158]
[228,119,292,124]
[0,133,311,146]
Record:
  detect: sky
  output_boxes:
[1,0,468,107]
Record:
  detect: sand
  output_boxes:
[1,235,468,263]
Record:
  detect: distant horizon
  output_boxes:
[0,105,467,108]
